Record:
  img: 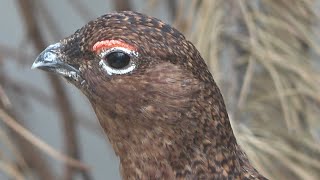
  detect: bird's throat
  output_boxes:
[91,97,258,179]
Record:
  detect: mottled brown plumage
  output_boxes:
[32,11,266,179]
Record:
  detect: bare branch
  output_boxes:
[0,108,90,171]
[15,0,92,179]
[113,0,132,11]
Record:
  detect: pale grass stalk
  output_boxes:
[0,160,24,180]
[0,108,90,171]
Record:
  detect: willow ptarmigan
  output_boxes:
[32,11,267,180]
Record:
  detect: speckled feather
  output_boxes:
[55,11,266,179]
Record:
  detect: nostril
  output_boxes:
[43,51,57,63]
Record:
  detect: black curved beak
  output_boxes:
[31,43,81,81]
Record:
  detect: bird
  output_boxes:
[32,11,266,180]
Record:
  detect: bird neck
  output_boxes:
[91,86,262,179]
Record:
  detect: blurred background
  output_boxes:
[0,0,320,179]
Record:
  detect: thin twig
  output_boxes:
[35,0,63,40]
[66,0,94,21]
[0,161,24,180]
[0,108,90,171]
[0,44,32,66]
[16,1,92,179]
[3,76,103,136]
[236,0,256,109]
[0,55,54,180]
[0,126,29,174]
[113,0,132,11]
[0,85,11,109]
[166,0,177,21]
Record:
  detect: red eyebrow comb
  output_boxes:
[92,40,137,52]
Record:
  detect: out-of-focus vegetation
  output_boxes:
[0,0,319,179]
[178,1,320,179]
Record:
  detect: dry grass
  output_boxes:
[174,0,320,179]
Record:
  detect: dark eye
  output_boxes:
[106,52,130,69]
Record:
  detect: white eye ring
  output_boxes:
[98,47,138,75]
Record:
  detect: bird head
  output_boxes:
[31,11,266,179]
[32,11,217,127]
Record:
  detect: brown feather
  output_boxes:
[33,11,267,180]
